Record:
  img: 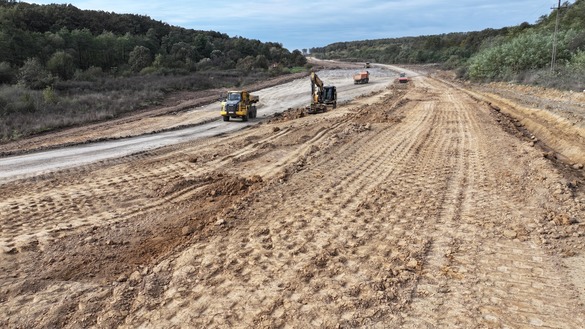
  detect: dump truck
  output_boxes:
[353,71,370,84]
[220,90,258,122]
[398,72,409,83]
[307,72,337,114]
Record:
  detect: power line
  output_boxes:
[550,0,568,72]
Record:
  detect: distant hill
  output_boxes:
[308,23,529,65]
[310,0,585,89]
[0,0,306,82]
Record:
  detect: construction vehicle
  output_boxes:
[220,90,258,122]
[307,71,337,114]
[353,71,370,84]
[398,72,409,83]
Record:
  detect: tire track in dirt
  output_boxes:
[2,70,584,328]
[404,80,585,328]
[0,108,364,264]
[0,149,209,253]
[118,85,446,327]
[405,87,486,327]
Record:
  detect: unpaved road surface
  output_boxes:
[0,67,394,182]
[1,63,585,328]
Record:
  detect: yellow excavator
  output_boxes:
[307,72,337,114]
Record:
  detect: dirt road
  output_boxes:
[1,65,584,328]
[0,68,394,183]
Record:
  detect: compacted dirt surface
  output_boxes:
[1,61,585,328]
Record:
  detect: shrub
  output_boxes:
[569,50,585,70]
[468,29,579,81]
[43,86,58,104]
[73,66,105,81]
[129,46,153,72]
[47,51,76,80]
[0,62,15,84]
[17,58,55,89]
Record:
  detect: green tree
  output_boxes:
[128,45,152,72]
[193,34,211,59]
[236,55,255,71]
[254,54,268,69]
[170,42,194,64]
[95,31,118,70]
[17,57,54,89]
[47,50,75,79]
[290,49,306,66]
[70,28,94,69]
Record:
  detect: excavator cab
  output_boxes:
[321,86,337,106]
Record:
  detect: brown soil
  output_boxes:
[1,63,585,328]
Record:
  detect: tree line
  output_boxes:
[309,26,527,67]
[0,1,307,88]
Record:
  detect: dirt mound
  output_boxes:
[267,107,308,123]
[350,90,408,125]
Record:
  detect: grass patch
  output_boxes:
[289,66,306,74]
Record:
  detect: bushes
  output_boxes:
[0,82,163,141]
[17,58,55,89]
[0,61,15,84]
[515,67,585,91]
[570,50,585,70]
[467,28,583,81]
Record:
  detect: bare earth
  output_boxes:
[1,61,585,328]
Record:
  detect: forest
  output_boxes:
[310,0,585,90]
[0,1,307,141]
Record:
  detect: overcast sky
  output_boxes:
[27,0,565,51]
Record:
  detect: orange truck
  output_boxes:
[353,71,369,84]
[398,72,409,83]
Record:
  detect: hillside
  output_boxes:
[310,0,585,90]
[0,1,305,73]
[0,1,308,142]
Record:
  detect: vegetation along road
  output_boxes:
[1,62,585,328]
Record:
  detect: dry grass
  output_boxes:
[0,70,266,142]
[507,67,585,92]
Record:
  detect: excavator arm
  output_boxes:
[310,72,324,105]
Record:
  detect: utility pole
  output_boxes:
[550,0,562,72]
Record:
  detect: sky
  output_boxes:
[27,0,566,51]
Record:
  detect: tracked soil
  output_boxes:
[1,68,584,328]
